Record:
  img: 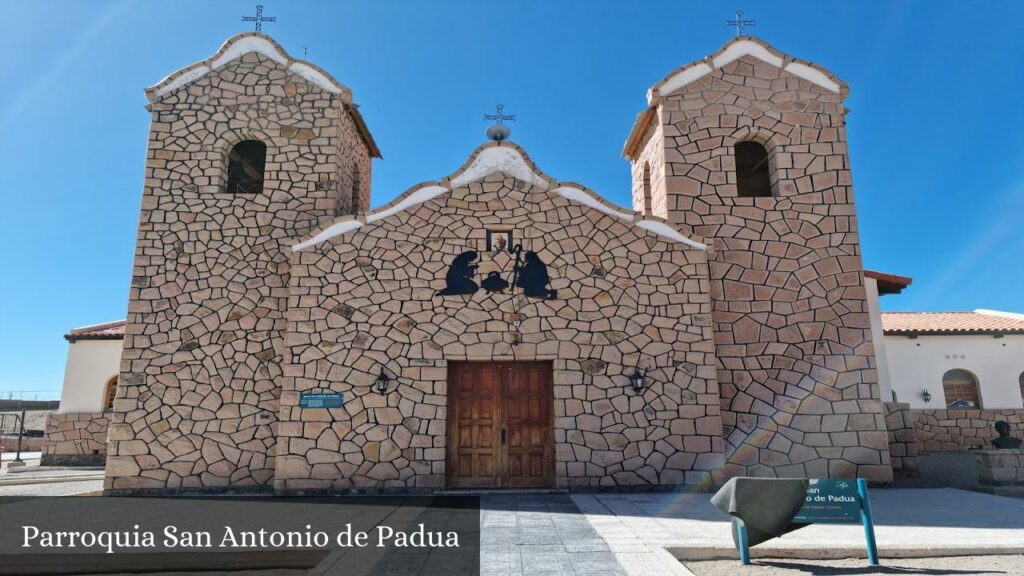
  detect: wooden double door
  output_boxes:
[447,362,553,489]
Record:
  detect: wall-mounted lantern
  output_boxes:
[920,389,932,403]
[374,368,393,395]
[629,368,648,393]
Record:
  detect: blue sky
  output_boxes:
[2,1,1023,395]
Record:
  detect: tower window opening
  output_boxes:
[227,140,267,194]
[642,163,652,214]
[351,165,362,214]
[735,141,771,197]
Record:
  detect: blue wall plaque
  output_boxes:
[299,392,343,409]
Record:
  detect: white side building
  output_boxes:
[881,310,1024,410]
[58,320,125,413]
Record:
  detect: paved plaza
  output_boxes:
[0,481,1022,574]
[479,488,1024,575]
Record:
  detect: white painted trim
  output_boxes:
[450,147,549,189]
[711,40,783,69]
[288,62,343,95]
[553,186,632,221]
[635,220,708,250]
[365,185,448,223]
[656,39,840,97]
[656,62,712,100]
[292,220,363,252]
[211,36,287,68]
[783,62,840,93]
[148,35,348,101]
[152,66,211,99]
[976,309,1024,321]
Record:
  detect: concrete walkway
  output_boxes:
[1,451,40,461]
[571,488,1024,575]
[0,464,104,495]
[480,494,628,575]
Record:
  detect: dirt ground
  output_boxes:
[684,555,1024,576]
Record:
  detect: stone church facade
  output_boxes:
[105,33,892,493]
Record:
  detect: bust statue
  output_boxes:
[991,420,1022,449]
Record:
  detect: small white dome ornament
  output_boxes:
[486,124,511,142]
[483,104,516,142]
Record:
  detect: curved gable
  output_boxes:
[146,33,353,103]
[292,142,706,252]
[649,36,847,104]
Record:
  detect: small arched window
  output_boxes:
[103,376,118,412]
[642,163,653,214]
[227,140,267,194]
[735,141,772,197]
[942,369,981,408]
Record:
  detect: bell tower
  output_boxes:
[106,33,380,493]
[624,37,892,482]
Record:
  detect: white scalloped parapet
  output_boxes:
[656,62,713,101]
[148,35,348,102]
[288,62,343,94]
[655,39,840,99]
[553,186,632,221]
[211,36,287,68]
[152,66,211,100]
[782,61,840,94]
[365,185,448,224]
[292,220,364,252]
[636,220,707,250]
[712,39,784,69]
[450,146,550,189]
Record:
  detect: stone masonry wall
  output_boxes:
[280,164,723,491]
[915,409,1024,452]
[107,45,371,492]
[883,402,919,477]
[653,48,892,481]
[42,412,109,466]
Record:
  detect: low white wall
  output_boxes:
[59,339,122,413]
[886,334,1024,409]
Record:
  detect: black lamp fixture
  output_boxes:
[374,368,392,395]
[921,389,931,403]
[629,368,648,393]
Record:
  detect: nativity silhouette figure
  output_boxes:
[515,250,558,299]
[436,251,479,296]
[481,271,510,294]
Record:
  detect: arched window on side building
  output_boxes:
[942,369,981,408]
[103,375,118,412]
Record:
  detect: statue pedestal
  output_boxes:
[974,449,1024,497]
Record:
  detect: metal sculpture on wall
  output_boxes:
[436,245,557,300]
[481,271,510,294]
[513,248,558,300]
[436,251,480,296]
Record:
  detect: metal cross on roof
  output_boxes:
[725,10,755,37]
[483,104,516,125]
[242,5,276,32]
